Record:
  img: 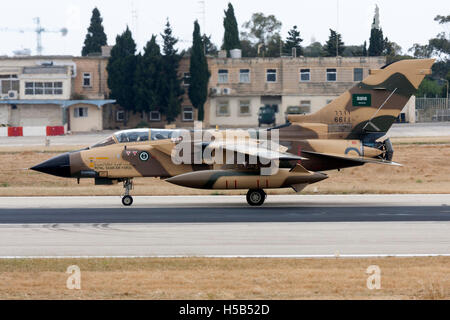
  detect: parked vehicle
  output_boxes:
[285,106,304,123]
[258,105,276,127]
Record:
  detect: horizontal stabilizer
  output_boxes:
[290,163,310,173]
[302,150,402,166]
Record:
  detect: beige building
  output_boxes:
[70,55,113,132]
[0,55,114,132]
[206,56,391,127]
[0,56,73,127]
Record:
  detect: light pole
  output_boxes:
[445,79,449,108]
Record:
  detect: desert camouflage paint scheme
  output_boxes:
[31,59,434,206]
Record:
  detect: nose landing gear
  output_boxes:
[122,178,133,206]
[246,189,266,206]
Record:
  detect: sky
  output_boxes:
[0,0,448,56]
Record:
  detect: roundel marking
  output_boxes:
[344,147,361,157]
[139,151,149,161]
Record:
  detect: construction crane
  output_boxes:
[0,17,68,55]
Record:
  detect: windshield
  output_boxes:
[150,129,181,141]
[115,129,150,143]
[90,136,116,148]
[90,128,182,148]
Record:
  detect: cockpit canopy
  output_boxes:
[90,128,184,148]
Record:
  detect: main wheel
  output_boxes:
[246,189,266,206]
[122,195,133,206]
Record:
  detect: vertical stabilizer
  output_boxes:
[287,59,434,140]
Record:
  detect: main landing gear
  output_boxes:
[122,178,133,206]
[246,189,267,206]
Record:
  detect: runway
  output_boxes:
[0,195,449,257]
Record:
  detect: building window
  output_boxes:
[83,73,92,87]
[239,100,251,116]
[149,111,161,121]
[218,69,228,83]
[353,68,363,82]
[300,69,310,82]
[44,82,53,94]
[54,82,63,94]
[116,110,125,122]
[182,73,190,87]
[239,69,250,83]
[299,100,311,114]
[217,101,230,116]
[24,81,63,95]
[34,82,43,95]
[183,107,194,121]
[326,68,337,82]
[74,107,88,118]
[266,69,277,82]
[0,74,19,94]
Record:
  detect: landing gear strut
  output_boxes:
[122,178,133,206]
[246,189,266,206]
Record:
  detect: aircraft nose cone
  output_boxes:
[30,153,71,178]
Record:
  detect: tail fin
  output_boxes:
[288,59,434,140]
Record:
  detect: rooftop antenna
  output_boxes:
[198,0,206,34]
[336,0,339,57]
[131,0,138,48]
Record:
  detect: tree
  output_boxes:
[416,77,444,97]
[362,41,367,56]
[82,8,107,56]
[160,19,184,123]
[134,35,163,116]
[240,39,258,57]
[343,45,364,57]
[241,13,282,57]
[324,29,344,57]
[189,21,210,121]
[368,28,384,56]
[303,41,324,57]
[283,25,303,56]
[266,34,283,57]
[409,15,450,98]
[107,27,137,117]
[409,43,432,58]
[221,3,241,52]
[202,34,218,56]
[383,38,402,56]
[368,5,384,56]
[428,15,450,58]
[384,38,403,63]
[434,15,450,24]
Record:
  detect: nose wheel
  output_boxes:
[122,178,134,206]
[246,189,266,206]
[122,195,133,206]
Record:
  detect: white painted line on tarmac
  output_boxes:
[1,254,449,259]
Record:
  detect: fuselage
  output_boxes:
[31,125,388,181]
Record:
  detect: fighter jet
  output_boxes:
[31,58,434,206]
